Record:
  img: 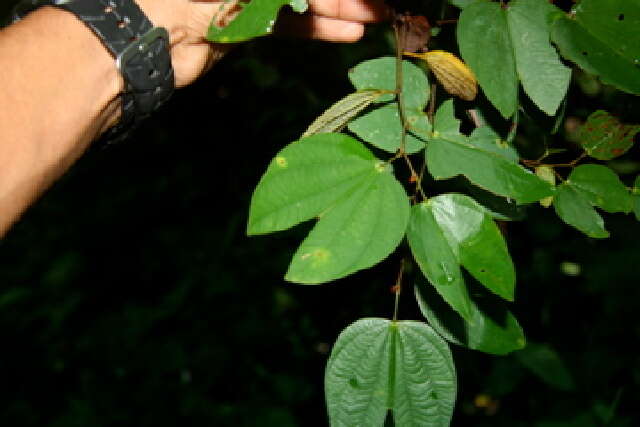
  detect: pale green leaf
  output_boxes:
[303,90,386,137]
[415,278,526,355]
[468,126,520,163]
[457,1,518,118]
[348,103,427,154]
[553,183,609,238]
[433,99,460,137]
[325,318,456,427]
[348,57,430,110]
[506,0,571,115]
[568,164,632,213]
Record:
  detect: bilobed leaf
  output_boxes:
[551,16,640,95]
[348,103,427,154]
[427,104,553,204]
[506,0,571,115]
[553,183,609,238]
[248,133,410,284]
[568,164,632,213]
[577,110,640,160]
[285,164,410,283]
[457,1,518,118]
[247,133,377,235]
[407,204,473,322]
[208,0,306,42]
[348,57,430,110]
[303,90,386,137]
[429,194,515,301]
[325,318,456,427]
[516,342,575,391]
[415,279,526,355]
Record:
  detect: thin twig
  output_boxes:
[392,259,405,322]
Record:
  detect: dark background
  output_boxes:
[1,1,639,426]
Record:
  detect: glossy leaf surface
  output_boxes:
[325,318,456,427]
[409,194,515,302]
[415,279,526,355]
[577,110,640,160]
[407,204,472,322]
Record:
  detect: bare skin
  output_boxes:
[0,0,388,237]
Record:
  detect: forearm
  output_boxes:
[0,6,122,236]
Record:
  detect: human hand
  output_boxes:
[135,0,389,88]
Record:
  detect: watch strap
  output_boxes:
[13,0,175,144]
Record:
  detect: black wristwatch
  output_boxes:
[13,0,175,144]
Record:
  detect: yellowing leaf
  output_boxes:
[405,50,478,101]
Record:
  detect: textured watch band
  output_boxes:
[13,0,175,144]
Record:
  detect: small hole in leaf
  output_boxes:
[618,14,625,21]
[581,51,588,56]
[480,269,486,273]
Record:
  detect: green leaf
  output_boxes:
[325,318,456,427]
[506,0,571,115]
[568,164,633,213]
[415,278,526,355]
[516,342,575,391]
[248,133,377,235]
[433,99,461,136]
[551,16,640,95]
[430,194,515,301]
[285,165,409,283]
[553,183,609,238]
[574,0,640,64]
[409,194,515,302]
[207,0,306,43]
[248,134,410,284]
[348,57,430,110]
[348,103,427,154]
[427,104,554,204]
[303,90,386,137]
[468,126,520,163]
[407,204,473,322]
[457,1,518,118]
[577,110,640,160]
